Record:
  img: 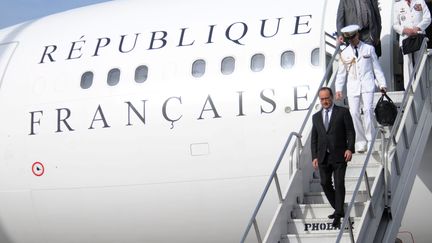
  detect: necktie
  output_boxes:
[354,46,359,58]
[324,109,329,131]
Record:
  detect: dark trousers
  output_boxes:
[319,153,347,217]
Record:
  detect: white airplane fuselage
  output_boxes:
[0,0,327,242]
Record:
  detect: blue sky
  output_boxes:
[0,0,111,29]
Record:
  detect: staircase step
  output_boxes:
[311,163,381,180]
[350,150,384,164]
[281,232,353,243]
[344,163,381,177]
[303,190,369,204]
[287,217,360,234]
[310,177,375,192]
[292,202,365,219]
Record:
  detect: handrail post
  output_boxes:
[295,135,303,170]
[383,132,391,214]
[289,148,294,177]
[274,174,284,203]
[253,219,262,243]
[348,217,355,243]
[364,171,375,218]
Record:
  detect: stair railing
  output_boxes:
[335,38,430,243]
[240,42,341,243]
[335,127,383,243]
[382,38,429,217]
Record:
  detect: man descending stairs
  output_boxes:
[310,87,356,230]
[241,34,432,243]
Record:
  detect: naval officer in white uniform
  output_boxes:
[335,25,387,153]
[393,0,431,90]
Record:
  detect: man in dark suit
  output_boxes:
[336,0,382,56]
[311,87,356,228]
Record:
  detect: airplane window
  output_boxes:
[192,59,206,78]
[107,68,120,86]
[135,65,148,83]
[311,48,320,66]
[80,71,93,89]
[221,56,235,75]
[251,54,265,72]
[281,51,295,69]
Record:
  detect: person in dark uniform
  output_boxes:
[311,87,356,228]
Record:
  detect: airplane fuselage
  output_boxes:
[0,0,329,242]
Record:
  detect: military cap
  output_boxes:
[341,24,360,38]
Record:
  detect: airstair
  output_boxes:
[240,37,432,243]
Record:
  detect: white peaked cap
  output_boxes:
[341,24,360,37]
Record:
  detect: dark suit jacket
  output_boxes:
[336,0,382,46]
[311,105,355,164]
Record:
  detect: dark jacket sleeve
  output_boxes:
[311,115,318,160]
[370,0,382,44]
[343,108,356,153]
[336,0,345,35]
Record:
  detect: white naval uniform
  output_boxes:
[335,41,387,150]
[393,0,431,89]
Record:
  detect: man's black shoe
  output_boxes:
[328,212,344,219]
[332,217,341,228]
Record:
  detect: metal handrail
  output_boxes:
[335,38,430,243]
[384,38,429,162]
[240,132,301,243]
[240,43,341,243]
[335,128,384,242]
[382,38,429,208]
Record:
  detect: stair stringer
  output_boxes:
[379,98,432,243]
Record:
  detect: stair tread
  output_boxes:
[310,177,374,182]
[283,232,351,237]
[305,190,368,196]
[344,163,381,167]
[295,201,365,208]
[288,217,361,222]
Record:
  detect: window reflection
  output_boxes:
[135,65,148,83]
[81,71,93,89]
[221,56,235,75]
[107,68,120,86]
[251,54,265,72]
[281,51,295,69]
[192,59,206,78]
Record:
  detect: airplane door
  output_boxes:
[0,42,18,89]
